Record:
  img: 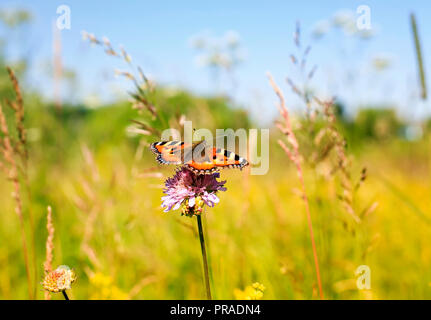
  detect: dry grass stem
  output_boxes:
[267,73,324,300]
[0,102,32,299]
[44,206,55,300]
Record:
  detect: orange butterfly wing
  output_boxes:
[150,141,189,164]
[151,141,249,174]
[185,147,249,174]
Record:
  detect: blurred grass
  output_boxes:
[1,5,430,300]
[0,93,430,299]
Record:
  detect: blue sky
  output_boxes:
[1,0,430,124]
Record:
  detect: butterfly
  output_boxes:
[150,140,249,174]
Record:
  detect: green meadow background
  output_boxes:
[0,7,430,300]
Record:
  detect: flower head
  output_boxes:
[161,167,227,216]
[42,265,76,293]
[234,282,266,300]
[89,272,128,300]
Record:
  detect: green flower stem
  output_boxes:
[196,214,212,300]
[62,290,69,300]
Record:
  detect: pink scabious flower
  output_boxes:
[161,167,227,216]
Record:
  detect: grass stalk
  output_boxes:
[279,139,324,299]
[0,102,33,299]
[44,206,55,300]
[6,67,37,299]
[268,73,324,300]
[410,13,427,100]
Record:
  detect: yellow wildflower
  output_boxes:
[89,272,128,300]
[234,282,265,300]
[90,272,113,287]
